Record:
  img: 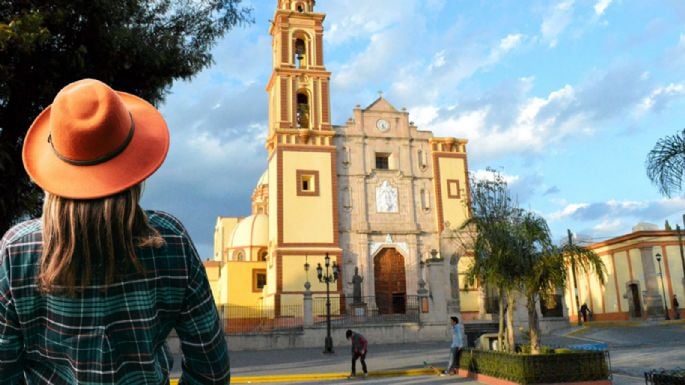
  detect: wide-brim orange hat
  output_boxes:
[23,78,169,199]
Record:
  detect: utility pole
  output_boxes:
[680,216,685,319]
[568,229,581,326]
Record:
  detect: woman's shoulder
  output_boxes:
[145,210,191,237]
[1,219,42,249]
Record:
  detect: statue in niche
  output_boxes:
[351,266,364,304]
[376,180,398,212]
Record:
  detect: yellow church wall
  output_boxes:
[204,261,221,304]
[218,263,230,305]
[213,217,240,261]
[664,245,684,300]
[282,150,334,244]
[225,261,267,308]
[269,155,279,245]
[264,260,277,301]
[437,157,469,229]
[628,248,644,287]
[613,251,631,313]
[599,254,620,314]
[456,256,480,316]
[282,254,317,292]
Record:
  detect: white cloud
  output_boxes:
[636,83,685,116]
[549,203,590,221]
[322,0,408,46]
[499,34,524,52]
[592,218,622,233]
[472,168,520,185]
[593,0,613,16]
[428,50,446,71]
[540,0,575,47]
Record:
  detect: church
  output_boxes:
[207,0,478,322]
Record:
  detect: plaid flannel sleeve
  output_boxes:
[0,249,24,385]
[176,237,230,385]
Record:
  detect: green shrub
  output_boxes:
[459,348,610,384]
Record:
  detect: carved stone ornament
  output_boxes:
[376,180,398,212]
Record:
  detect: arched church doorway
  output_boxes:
[374,248,407,314]
[628,283,642,318]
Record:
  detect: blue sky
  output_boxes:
[141,0,685,258]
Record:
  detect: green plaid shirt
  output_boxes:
[0,211,229,385]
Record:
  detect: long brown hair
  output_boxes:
[39,184,164,295]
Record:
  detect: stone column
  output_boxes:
[640,247,666,318]
[425,258,448,324]
[417,262,430,323]
[440,224,463,318]
[303,281,313,327]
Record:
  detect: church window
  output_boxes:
[253,269,267,292]
[297,170,319,196]
[447,179,460,199]
[343,186,352,209]
[421,188,430,210]
[375,153,390,170]
[259,249,268,261]
[342,146,350,165]
[234,250,245,261]
[418,149,427,169]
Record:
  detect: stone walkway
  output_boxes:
[168,320,685,384]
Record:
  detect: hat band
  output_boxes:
[47,112,136,166]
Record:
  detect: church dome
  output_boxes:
[256,170,268,188]
[229,213,269,248]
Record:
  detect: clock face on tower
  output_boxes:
[376,119,390,132]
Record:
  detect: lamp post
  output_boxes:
[655,253,670,320]
[317,253,339,354]
[304,255,311,291]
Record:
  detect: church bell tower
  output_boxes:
[264,0,341,313]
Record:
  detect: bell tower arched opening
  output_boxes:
[295,38,306,68]
[296,91,310,129]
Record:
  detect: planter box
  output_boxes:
[458,349,612,385]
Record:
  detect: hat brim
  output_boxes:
[22,92,170,199]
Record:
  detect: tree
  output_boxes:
[0,0,252,234]
[460,169,522,352]
[560,240,606,327]
[461,169,606,354]
[510,212,561,354]
[646,129,685,197]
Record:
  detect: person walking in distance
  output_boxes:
[346,329,368,379]
[580,303,591,323]
[0,79,229,384]
[673,295,680,319]
[443,316,464,375]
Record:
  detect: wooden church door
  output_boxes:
[374,248,407,314]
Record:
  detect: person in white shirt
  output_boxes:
[444,316,464,375]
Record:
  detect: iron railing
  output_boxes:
[219,304,303,334]
[645,369,685,385]
[313,295,420,325]
[219,295,420,334]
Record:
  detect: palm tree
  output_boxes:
[561,242,607,326]
[514,219,606,354]
[646,129,685,197]
[509,211,557,354]
[460,169,522,352]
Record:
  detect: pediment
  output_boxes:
[364,96,399,113]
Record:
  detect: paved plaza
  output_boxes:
[170,320,684,384]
